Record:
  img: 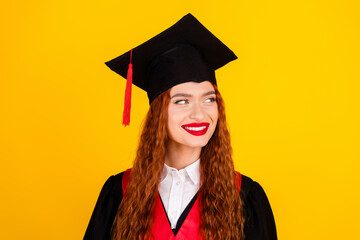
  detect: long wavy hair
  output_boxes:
[111,83,244,240]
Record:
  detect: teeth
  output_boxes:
[184,126,207,131]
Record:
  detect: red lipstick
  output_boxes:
[181,122,210,136]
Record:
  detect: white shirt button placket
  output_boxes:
[167,169,184,229]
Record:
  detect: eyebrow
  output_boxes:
[171,91,216,99]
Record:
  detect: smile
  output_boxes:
[181,122,210,136]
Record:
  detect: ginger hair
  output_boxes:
[111,83,244,239]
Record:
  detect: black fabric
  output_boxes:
[241,175,278,240]
[104,13,237,104]
[83,172,277,240]
[83,172,124,240]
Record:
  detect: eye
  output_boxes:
[174,99,189,104]
[204,97,216,103]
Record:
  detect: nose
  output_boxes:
[189,102,205,120]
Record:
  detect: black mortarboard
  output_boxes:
[105,13,237,126]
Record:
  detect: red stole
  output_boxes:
[121,168,242,239]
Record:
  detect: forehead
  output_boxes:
[170,81,215,95]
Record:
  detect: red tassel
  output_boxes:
[122,49,133,126]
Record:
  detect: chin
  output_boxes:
[182,137,211,148]
[184,142,207,148]
[167,136,208,149]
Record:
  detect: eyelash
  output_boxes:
[205,97,216,103]
[174,99,189,104]
[174,97,216,104]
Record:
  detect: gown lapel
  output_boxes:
[150,193,201,240]
[121,169,242,240]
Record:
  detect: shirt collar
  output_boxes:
[160,163,168,181]
[184,158,200,185]
[160,158,200,185]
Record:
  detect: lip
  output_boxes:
[181,122,210,136]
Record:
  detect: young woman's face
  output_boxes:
[167,81,218,149]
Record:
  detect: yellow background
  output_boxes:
[1,0,359,239]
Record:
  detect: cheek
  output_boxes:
[214,109,219,121]
[209,109,219,135]
[168,107,187,124]
[209,106,219,123]
[167,117,177,133]
[167,109,185,137]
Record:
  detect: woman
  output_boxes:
[84,13,277,240]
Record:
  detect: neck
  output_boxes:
[165,140,201,170]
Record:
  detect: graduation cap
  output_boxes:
[105,13,237,126]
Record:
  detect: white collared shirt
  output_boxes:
[158,159,200,229]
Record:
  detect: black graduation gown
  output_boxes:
[83,172,277,240]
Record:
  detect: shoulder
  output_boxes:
[238,173,265,199]
[235,172,268,200]
[237,173,273,223]
[112,171,125,186]
[237,173,278,239]
[98,170,127,201]
[83,170,129,239]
